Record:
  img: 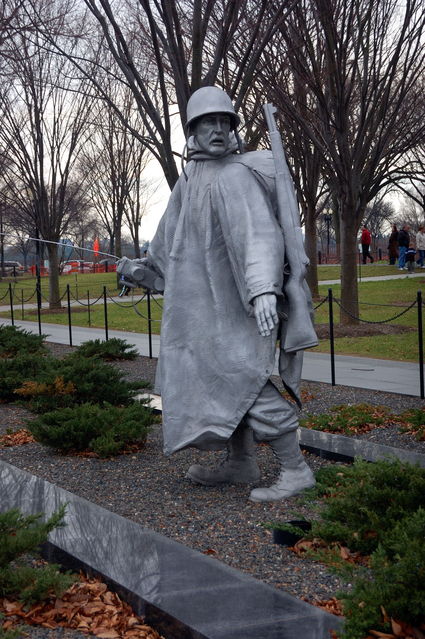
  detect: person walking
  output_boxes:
[397,225,410,270]
[361,225,374,264]
[416,226,425,268]
[388,223,398,265]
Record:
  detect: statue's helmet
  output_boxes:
[186,86,240,131]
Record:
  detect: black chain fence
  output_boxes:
[2,281,424,398]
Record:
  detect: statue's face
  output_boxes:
[193,113,231,156]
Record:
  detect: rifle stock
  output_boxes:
[263,103,318,352]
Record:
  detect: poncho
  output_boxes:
[149,150,304,455]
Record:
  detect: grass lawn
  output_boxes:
[1,268,424,362]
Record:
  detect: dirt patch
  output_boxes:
[315,322,414,339]
[26,306,89,315]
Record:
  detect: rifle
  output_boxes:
[263,103,318,353]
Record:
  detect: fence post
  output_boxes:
[147,290,153,359]
[66,284,72,347]
[103,286,109,341]
[21,289,24,321]
[36,268,42,336]
[328,288,336,386]
[318,250,322,265]
[418,291,424,400]
[8,283,14,326]
[87,290,91,327]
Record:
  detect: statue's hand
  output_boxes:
[253,293,278,337]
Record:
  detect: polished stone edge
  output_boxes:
[141,393,425,468]
[299,427,425,467]
[0,459,342,639]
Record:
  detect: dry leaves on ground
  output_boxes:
[303,596,344,617]
[0,428,35,447]
[282,389,316,404]
[292,538,368,566]
[364,617,425,639]
[0,574,164,639]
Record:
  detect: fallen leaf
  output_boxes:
[391,619,404,636]
[93,630,120,638]
[339,546,350,560]
[0,428,35,447]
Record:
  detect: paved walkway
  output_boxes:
[0,317,422,398]
[320,270,425,285]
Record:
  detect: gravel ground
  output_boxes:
[0,344,423,638]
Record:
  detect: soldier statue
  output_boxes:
[117,86,318,502]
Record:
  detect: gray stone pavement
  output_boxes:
[0,317,422,398]
[320,270,425,285]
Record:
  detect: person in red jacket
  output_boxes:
[361,226,374,264]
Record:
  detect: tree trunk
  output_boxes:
[114,222,122,259]
[133,225,141,258]
[47,244,62,310]
[339,212,359,325]
[304,207,319,298]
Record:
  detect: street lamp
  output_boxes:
[323,213,332,261]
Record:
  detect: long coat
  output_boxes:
[149,151,304,455]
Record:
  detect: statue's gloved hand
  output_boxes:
[116,256,164,293]
[253,293,278,337]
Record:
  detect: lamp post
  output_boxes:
[324,213,332,262]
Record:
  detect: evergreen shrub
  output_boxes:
[14,353,147,412]
[74,337,138,361]
[398,407,425,441]
[339,508,425,639]
[0,505,75,606]
[300,403,390,435]
[0,353,56,402]
[28,400,153,456]
[0,325,47,358]
[312,458,425,554]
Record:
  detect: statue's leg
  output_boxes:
[245,381,315,502]
[186,421,261,486]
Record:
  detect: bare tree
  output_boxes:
[0,3,93,308]
[257,0,425,323]
[392,140,425,217]
[77,84,151,259]
[31,0,297,189]
[395,195,425,231]
[364,198,397,242]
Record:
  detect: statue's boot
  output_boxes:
[249,430,315,502]
[187,423,261,486]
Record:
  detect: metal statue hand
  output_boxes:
[253,293,278,337]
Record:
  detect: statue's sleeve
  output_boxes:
[214,162,285,311]
[148,176,185,279]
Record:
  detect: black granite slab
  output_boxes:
[299,427,425,467]
[0,459,342,639]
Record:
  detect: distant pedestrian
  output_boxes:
[397,225,410,269]
[387,223,398,265]
[361,225,374,264]
[405,243,416,273]
[416,225,425,268]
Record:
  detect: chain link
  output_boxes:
[333,297,417,324]
[314,296,329,310]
